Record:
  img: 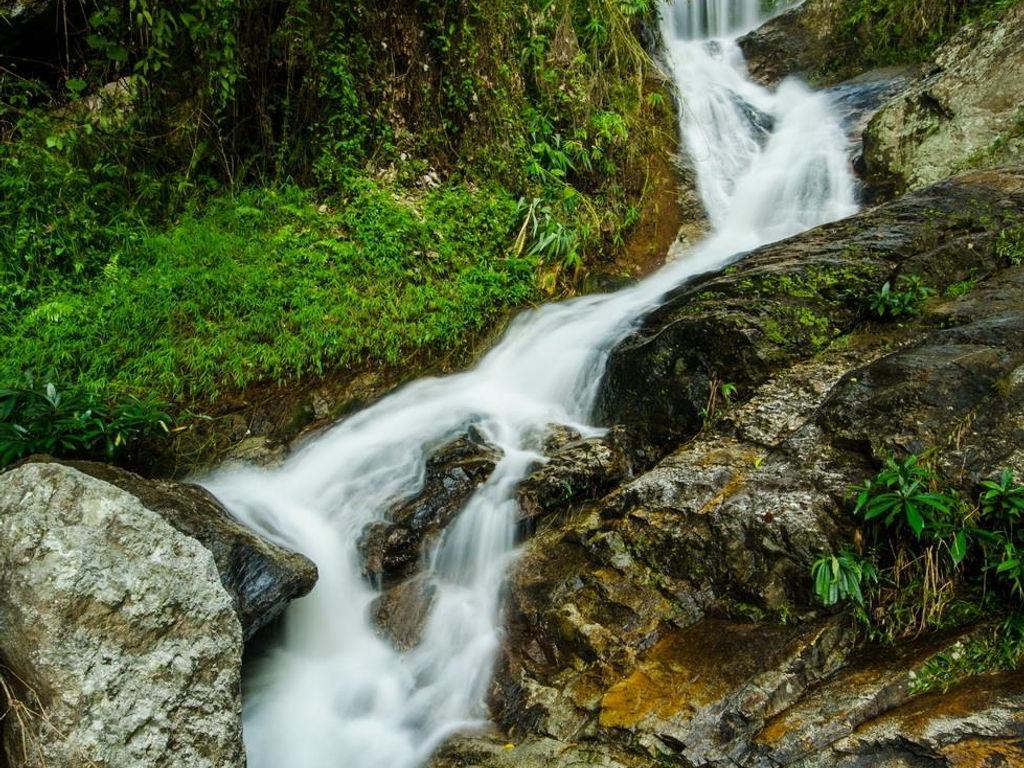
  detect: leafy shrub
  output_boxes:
[852,454,956,538]
[867,275,934,319]
[0,382,171,468]
[812,550,879,607]
[996,226,1024,267]
[813,455,1024,663]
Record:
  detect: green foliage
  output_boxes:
[699,380,737,427]
[1,184,535,401]
[852,454,956,538]
[833,0,1020,67]
[812,550,879,607]
[867,275,934,319]
[813,455,1024,670]
[0,0,670,447]
[515,197,581,271]
[914,614,1024,693]
[0,381,171,468]
[996,226,1024,266]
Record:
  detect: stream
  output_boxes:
[202,1,858,766]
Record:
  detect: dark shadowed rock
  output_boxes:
[23,457,317,640]
[738,5,820,87]
[358,430,502,585]
[517,426,634,526]
[596,168,1024,453]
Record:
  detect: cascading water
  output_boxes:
[202,2,857,766]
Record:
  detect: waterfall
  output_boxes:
[201,3,857,767]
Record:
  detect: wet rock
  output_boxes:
[369,574,438,651]
[806,671,1024,767]
[863,3,1024,197]
[429,732,660,768]
[517,427,633,526]
[25,457,317,640]
[596,167,1024,452]
[359,430,502,585]
[219,434,287,467]
[0,463,244,768]
[738,5,820,87]
[479,168,1024,768]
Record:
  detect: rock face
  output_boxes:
[0,463,245,768]
[517,426,634,528]
[596,167,1024,453]
[737,4,821,87]
[863,2,1024,197]
[426,167,1024,768]
[358,430,502,585]
[29,457,317,640]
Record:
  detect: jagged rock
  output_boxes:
[738,5,820,87]
[596,167,1024,452]
[0,463,244,768]
[358,430,502,585]
[428,733,658,768]
[369,574,438,651]
[863,3,1024,197]
[465,168,1024,768]
[27,457,317,640]
[517,426,633,526]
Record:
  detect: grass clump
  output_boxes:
[866,275,933,319]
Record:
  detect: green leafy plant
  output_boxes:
[699,380,737,427]
[812,550,879,607]
[980,469,1024,520]
[996,226,1024,266]
[852,454,956,538]
[0,382,172,468]
[867,275,934,319]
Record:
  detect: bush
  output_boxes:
[0,382,171,468]
[867,275,934,319]
[813,454,1024,663]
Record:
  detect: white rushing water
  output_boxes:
[202,2,857,766]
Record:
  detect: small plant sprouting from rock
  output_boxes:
[867,274,934,319]
[700,380,737,428]
[996,226,1024,267]
[852,454,956,539]
[914,614,1024,693]
[812,550,878,609]
[812,454,1024,681]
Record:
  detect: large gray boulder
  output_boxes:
[33,457,318,640]
[0,463,245,768]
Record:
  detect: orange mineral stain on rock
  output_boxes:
[599,619,794,729]
[941,737,1024,768]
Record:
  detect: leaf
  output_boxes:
[906,504,926,538]
[950,530,968,565]
[66,78,88,94]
